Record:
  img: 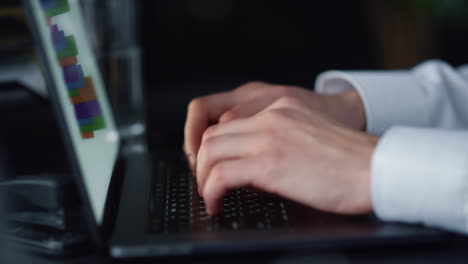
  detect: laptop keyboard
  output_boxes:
[149,158,291,234]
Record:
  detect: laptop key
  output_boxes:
[149,157,291,234]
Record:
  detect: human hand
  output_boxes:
[184,81,366,171]
[196,96,379,215]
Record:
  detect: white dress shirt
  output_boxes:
[315,60,468,234]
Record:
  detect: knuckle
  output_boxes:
[201,125,218,142]
[269,85,290,96]
[256,111,275,127]
[219,111,235,122]
[269,108,288,117]
[243,81,266,89]
[275,96,301,107]
[236,81,267,94]
[188,97,205,112]
[256,109,288,128]
[199,135,216,159]
[210,163,227,185]
[266,108,290,121]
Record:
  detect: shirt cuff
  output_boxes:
[372,127,468,234]
[315,70,430,136]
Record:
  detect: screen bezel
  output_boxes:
[21,0,116,250]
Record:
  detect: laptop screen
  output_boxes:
[29,0,119,224]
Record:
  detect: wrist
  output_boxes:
[334,90,367,130]
[349,132,379,214]
[361,134,379,212]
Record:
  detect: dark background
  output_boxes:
[140,0,468,146]
[143,0,377,146]
[143,1,376,87]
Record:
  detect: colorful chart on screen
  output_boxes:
[40,0,105,139]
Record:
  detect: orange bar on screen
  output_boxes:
[81,131,94,139]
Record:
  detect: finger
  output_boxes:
[202,157,265,215]
[197,132,264,193]
[219,96,278,123]
[201,117,258,145]
[184,92,236,169]
[185,82,274,159]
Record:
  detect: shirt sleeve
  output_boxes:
[315,60,468,135]
[314,60,468,233]
[372,127,468,233]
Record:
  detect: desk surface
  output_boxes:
[4,238,468,264]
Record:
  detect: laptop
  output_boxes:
[22,0,448,258]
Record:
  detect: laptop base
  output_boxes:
[109,149,449,258]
